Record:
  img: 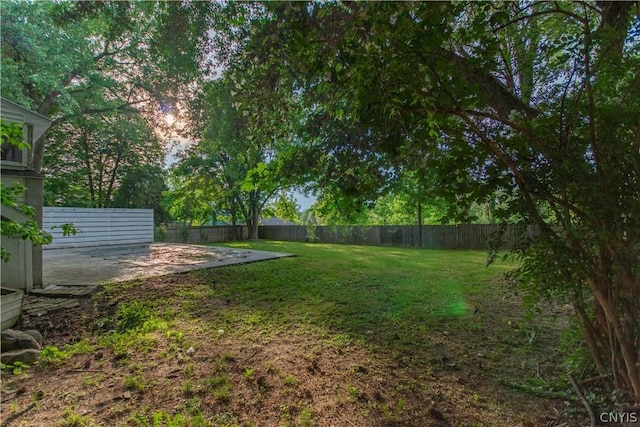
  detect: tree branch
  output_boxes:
[492,3,588,33]
[568,372,597,427]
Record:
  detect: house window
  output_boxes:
[0,139,23,163]
[1,124,31,166]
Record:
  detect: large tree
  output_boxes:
[170,78,284,238]
[1,0,216,172]
[227,1,640,403]
[112,164,170,224]
[43,112,163,208]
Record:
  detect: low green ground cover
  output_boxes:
[207,241,515,347]
[3,241,574,426]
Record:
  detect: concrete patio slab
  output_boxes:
[43,243,294,287]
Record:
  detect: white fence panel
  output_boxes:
[43,207,153,249]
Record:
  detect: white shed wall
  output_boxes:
[43,207,153,248]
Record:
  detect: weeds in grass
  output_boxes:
[203,373,229,387]
[497,377,573,400]
[203,373,233,401]
[145,410,210,427]
[140,318,170,333]
[265,363,279,375]
[327,333,352,348]
[181,397,203,416]
[211,413,240,427]
[346,384,359,400]
[283,375,297,386]
[39,345,68,365]
[381,398,406,421]
[115,301,150,333]
[184,363,195,378]
[1,361,30,376]
[247,312,263,325]
[169,330,186,345]
[127,406,151,426]
[81,373,105,389]
[243,367,255,380]
[182,379,194,396]
[297,407,315,427]
[123,374,148,392]
[213,386,232,402]
[100,328,158,359]
[57,408,97,426]
[279,404,298,424]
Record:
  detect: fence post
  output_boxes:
[417,202,422,248]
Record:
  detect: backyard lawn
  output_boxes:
[1,241,577,426]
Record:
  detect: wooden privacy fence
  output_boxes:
[43,207,153,248]
[258,224,535,250]
[162,225,248,244]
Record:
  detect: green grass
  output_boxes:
[6,240,566,426]
[199,241,515,349]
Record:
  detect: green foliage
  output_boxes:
[170,78,287,236]
[39,345,69,366]
[1,121,53,261]
[2,0,219,207]
[381,399,406,422]
[57,409,97,427]
[305,223,319,243]
[282,375,297,386]
[154,225,167,242]
[178,222,190,243]
[1,361,31,376]
[497,377,573,401]
[223,1,640,401]
[242,367,255,380]
[124,374,148,392]
[2,0,216,117]
[163,175,215,226]
[560,320,597,379]
[204,373,233,401]
[0,187,53,262]
[115,301,150,333]
[0,120,27,149]
[112,165,171,224]
[296,407,315,427]
[51,223,78,237]
[150,411,209,427]
[129,407,215,427]
[43,113,164,209]
[263,191,301,224]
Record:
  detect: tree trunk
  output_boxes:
[589,276,640,402]
[250,204,260,239]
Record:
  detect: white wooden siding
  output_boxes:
[43,207,153,248]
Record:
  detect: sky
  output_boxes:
[294,191,315,211]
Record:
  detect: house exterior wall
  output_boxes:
[25,175,44,287]
[1,173,44,289]
[1,98,50,171]
[1,97,50,290]
[0,238,32,292]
